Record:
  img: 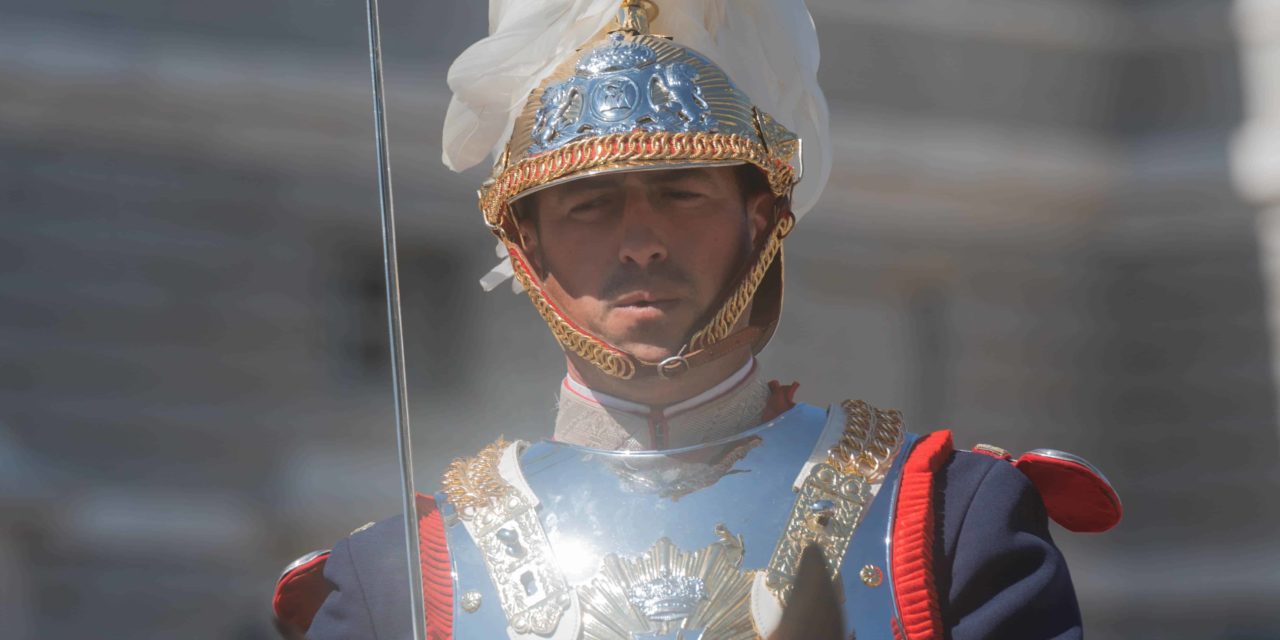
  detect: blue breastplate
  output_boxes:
[438,402,915,640]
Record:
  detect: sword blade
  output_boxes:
[364,1,427,638]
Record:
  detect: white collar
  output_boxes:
[561,358,757,418]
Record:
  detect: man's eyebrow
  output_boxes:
[649,168,714,184]
[546,169,713,202]
[553,176,622,197]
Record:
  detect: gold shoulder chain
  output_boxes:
[763,400,906,602]
[829,400,903,481]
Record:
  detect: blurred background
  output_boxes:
[3,0,1279,638]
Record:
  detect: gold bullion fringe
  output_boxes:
[441,436,512,519]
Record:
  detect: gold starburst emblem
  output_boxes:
[577,526,757,640]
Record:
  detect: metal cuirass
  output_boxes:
[437,402,917,640]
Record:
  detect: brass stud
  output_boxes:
[859,564,883,588]
[973,443,1011,458]
[460,590,482,613]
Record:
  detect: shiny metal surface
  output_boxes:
[363,0,425,638]
[275,549,327,584]
[521,404,826,574]
[843,431,916,639]
[529,33,720,155]
[763,400,905,605]
[442,403,915,639]
[860,564,884,588]
[460,590,483,613]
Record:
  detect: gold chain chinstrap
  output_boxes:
[506,210,792,380]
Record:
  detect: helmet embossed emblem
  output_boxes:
[591,77,640,122]
[530,33,718,154]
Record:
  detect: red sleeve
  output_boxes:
[889,430,953,640]
[418,494,454,639]
[274,494,454,639]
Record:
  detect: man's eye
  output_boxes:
[566,198,609,220]
[665,190,705,201]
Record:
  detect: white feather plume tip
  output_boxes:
[478,255,514,292]
[478,241,525,293]
[443,0,618,173]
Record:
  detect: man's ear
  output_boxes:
[746,191,776,245]
[515,210,544,273]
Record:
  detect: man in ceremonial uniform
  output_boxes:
[273,1,1122,638]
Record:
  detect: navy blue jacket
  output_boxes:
[302,448,1083,639]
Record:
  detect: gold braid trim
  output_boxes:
[763,400,906,601]
[688,212,793,350]
[480,130,797,227]
[441,436,513,520]
[831,400,904,482]
[507,245,638,379]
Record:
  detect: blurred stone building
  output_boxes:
[2,1,1277,638]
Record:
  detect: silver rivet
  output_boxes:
[806,499,836,530]
[497,527,526,557]
[460,590,482,613]
[809,499,836,513]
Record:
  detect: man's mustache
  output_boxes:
[600,262,694,301]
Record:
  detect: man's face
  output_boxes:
[519,166,772,363]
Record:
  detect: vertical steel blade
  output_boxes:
[364,0,427,638]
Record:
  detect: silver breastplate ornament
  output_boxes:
[438,400,913,640]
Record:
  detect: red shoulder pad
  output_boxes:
[972,445,1122,533]
[273,549,331,636]
[1015,449,1122,533]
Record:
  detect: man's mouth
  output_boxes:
[611,291,679,311]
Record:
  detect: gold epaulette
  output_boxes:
[764,399,906,602]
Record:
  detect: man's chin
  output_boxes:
[597,316,694,363]
[599,335,687,364]
[625,344,684,364]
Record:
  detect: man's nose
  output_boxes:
[617,193,668,267]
